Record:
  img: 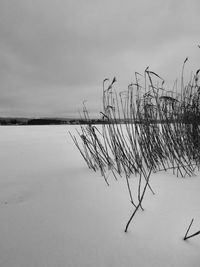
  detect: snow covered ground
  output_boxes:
[0,125,200,267]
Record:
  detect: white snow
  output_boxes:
[0,125,200,267]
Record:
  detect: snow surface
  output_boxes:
[0,125,200,267]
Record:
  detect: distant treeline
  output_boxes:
[0,117,114,125]
[1,117,200,125]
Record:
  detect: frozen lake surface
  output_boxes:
[0,125,200,267]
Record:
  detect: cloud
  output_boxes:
[0,0,200,117]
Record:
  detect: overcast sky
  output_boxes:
[0,0,200,117]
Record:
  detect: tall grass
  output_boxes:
[70,59,200,232]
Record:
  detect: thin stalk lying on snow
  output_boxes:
[125,166,152,232]
[183,218,200,241]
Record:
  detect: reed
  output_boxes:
[70,59,200,232]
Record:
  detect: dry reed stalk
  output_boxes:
[70,61,200,231]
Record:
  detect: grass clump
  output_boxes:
[70,58,200,232]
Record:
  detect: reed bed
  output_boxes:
[70,60,200,232]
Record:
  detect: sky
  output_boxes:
[0,0,200,118]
